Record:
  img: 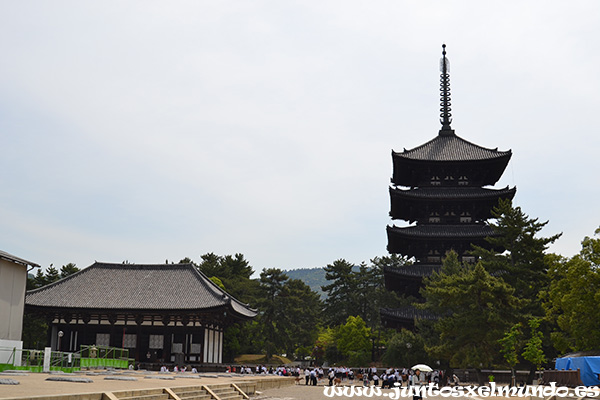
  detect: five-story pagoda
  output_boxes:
[381,45,516,329]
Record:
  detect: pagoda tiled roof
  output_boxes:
[384,264,441,278]
[387,224,495,238]
[394,133,511,162]
[390,186,516,200]
[25,262,257,319]
[380,306,438,322]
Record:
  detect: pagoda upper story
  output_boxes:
[386,44,516,268]
[391,134,513,188]
[382,44,517,330]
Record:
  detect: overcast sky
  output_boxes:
[1,1,599,274]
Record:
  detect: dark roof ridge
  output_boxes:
[403,133,509,155]
[394,132,511,162]
[92,262,194,269]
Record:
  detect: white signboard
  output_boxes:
[43,347,51,372]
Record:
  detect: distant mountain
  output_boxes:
[285,265,364,300]
[285,267,327,299]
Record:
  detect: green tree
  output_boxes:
[472,199,561,315]
[197,253,222,276]
[357,256,407,328]
[438,249,464,275]
[422,253,521,382]
[522,318,546,371]
[320,255,409,362]
[28,269,46,290]
[313,327,340,365]
[194,253,261,360]
[544,228,600,352]
[321,259,358,326]
[196,253,258,304]
[24,263,80,349]
[60,263,79,278]
[209,276,226,290]
[382,328,430,368]
[283,278,321,356]
[258,268,288,360]
[322,256,408,329]
[223,325,242,362]
[44,265,60,284]
[354,262,380,327]
[336,316,371,366]
[498,323,523,386]
[256,268,322,360]
[178,257,196,265]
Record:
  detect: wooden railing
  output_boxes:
[542,369,584,387]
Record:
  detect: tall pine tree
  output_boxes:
[471,199,561,315]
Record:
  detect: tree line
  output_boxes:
[414,199,599,383]
[23,200,600,377]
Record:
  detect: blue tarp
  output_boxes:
[555,356,600,386]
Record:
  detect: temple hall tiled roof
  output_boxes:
[26,262,256,319]
[390,186,516,200]
[394,134,511,162]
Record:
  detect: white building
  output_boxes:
[0,250,40,364]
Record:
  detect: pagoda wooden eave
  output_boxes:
[391,153,512,187]
[383,264,441,279]
[386,224,496,258]
[389,186,517,221]
[380,306,438,330]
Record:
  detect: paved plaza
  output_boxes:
[0,371,290,399]
[0,371,521,400]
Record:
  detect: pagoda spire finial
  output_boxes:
[439,44,455,135]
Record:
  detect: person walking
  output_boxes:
[411,369,423,400]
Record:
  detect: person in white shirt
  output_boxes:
[395,369,402,386]
[310,369,318,386]
[328,369,335,386]
[411,370,423,400]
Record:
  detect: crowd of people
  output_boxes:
[156,362,461,390]
[159,365,198,373]
[225,364,455,388]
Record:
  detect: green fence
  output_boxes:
[0,347,78,373]
[0,345,133,372]
[49,349,81,372]
[79,345,132,369]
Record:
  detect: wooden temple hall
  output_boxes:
[381,45,516,329]
[25,263,257,366]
